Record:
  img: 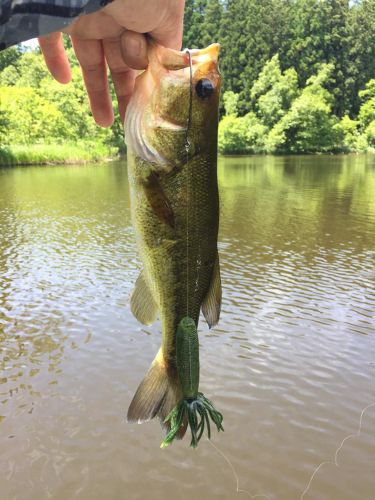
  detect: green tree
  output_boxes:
[0,87,65,144]
[223,91,239,116]
[0,47,122,152]
[364,121,375,148]
[358,79,375,149]
[220,0,289,115]
[201,0,223,47]
[346,0,375,116]
[321,1,350,116]
[0,45,23,71]
[218,0,248,99]
[218,112,267,154]
[266,64,339,153]
[183,0,208,48]
[0,108,9,143]
[334,115,363,152]
[218,114,250,154]
[0,51,49,87]
[358,79,375,128]
[251,55,299,128]
[284,0,329,84]
[39,67,99,141]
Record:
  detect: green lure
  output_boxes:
[161,317,224,448]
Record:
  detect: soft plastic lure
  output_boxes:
[161,317,224,448]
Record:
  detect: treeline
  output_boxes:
[0,0,374,159]
[184,0,375,118]
[0,43,124,163]
[185,0,375,154]
[218,57,375,154]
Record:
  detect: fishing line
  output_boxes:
[300,401,375,499]
[185,49,193,152]
[207,439,271,499]
[185,49,193,317]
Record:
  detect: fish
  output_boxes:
[125,42,222,442]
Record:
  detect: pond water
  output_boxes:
[0,154,375,500]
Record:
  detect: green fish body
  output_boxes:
[126,44,222,437]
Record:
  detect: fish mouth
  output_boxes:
[156,43,220,71]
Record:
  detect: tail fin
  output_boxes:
[127,349,186,438]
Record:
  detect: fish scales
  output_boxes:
[125,43,222,437]
[128,152,219,357]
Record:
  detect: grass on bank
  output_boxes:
[0,143,119,166]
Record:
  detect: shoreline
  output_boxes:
[0,144,120,167]
[1,145,373,167]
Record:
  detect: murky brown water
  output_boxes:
[1,155,375,500]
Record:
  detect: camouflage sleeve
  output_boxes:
[0,0,113,50]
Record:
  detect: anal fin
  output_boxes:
[130,270,158,325]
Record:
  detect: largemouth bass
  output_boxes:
[125,43,222,443]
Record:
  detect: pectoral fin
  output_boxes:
[143,172,175,229]
[130,270,158,325]
[202,254,222,328]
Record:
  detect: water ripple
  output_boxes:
[1,157,375,500]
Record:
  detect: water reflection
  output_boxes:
[0,164,134,414]
[0,156,375,500]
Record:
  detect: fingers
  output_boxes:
[120,31,148,70]
[71,37,114,127]
[38,32,72,84]
[103,37,137,123]
[103,0,185,52]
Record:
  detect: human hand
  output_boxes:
[38,0,185,127]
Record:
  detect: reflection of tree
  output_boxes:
[218,155,375,263]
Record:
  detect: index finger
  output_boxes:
[38,32,72,84]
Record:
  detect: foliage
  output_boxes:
[0,40,130,158]
[358,79,375,128]
[0,45,23,71]
[218,115,250,154]
[222,91,239,116]
[219,113,267,154]
[251,55,299,128]
[2,51,49,87]
[266,94,339,154]
[335,115,361,152]
[183,0,375,117]
[0,143,116,166]
[364,121,375,148]
[0,87,65,144]
[333,78,375,152]
[0,107,9,142]
[266,64,339,154]
[183,0,209,49]
[219,60,374,155]
[1,0,375,157]
[0,48,122,154]
[345,0,375,116]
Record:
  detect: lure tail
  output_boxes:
[161,317,224,449]
[127,348,186,437]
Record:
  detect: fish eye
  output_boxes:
[195,79,214,99]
